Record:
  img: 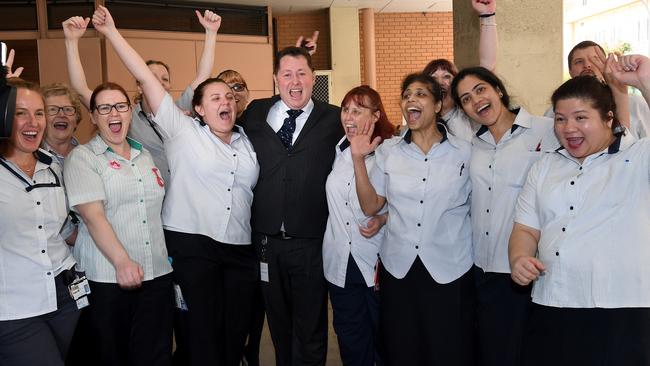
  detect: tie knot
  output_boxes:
[287,109,303,119]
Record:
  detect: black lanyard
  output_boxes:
[139,109,164,142]
[0,158,61,192]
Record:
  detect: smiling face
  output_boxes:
[554,97,614,162]
[44,94,78,145]
[193,81,237,141]
[569,47,604,80]
[456,74,506,127]
[10,88,46,154]
[92,90,131,149]
[274,55,314,110]
[431,68,455,113]
[401,81,441,132]
[341,97,380,139]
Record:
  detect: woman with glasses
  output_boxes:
[217,70,250,121]
[0,76,80,366]
[41,83,83,167]
[63,81,174,365]
[89,6,260,365]
[63,9,221,185]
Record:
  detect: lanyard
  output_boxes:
[0,157,61,192]
[139,109,164,142]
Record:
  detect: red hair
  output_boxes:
[340,85,395,141]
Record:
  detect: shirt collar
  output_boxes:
[41,137,79,159]
[88,134,143,155]
[556,133,627,162]
[277,98,315,117]
[475,107,526,138]
[403,122,449,145]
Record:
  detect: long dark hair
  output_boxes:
[450,66,511,109]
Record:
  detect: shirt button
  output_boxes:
[47,272,51,275]
[348,241,352,245]
[488,187,492,191]
[233,154,237,157]
[41,250,45,253]
[570,181,575,185]
[347,183,351,186]
[227,188,231,192]
[142,220,146,224]
[230,171,234,175]
[486,209,490,213]
[38,225,43,229]
[562,227,566,232]
[422,178,426,182]
[36,201,41,205]
[555,251,559,256]
[486,231,489,236]
[131,163,135,167]
[424,158,428,162]
[420,200,424,204]
[138,179,142,182]
[140,199,144,203]
[579,167,583,170]
[417,223,421,227]
[346,222,350,225]
[345,202,348,206]
[569,206,574,210]
[227,207,231,210]
[415,245,419,249]
[145,241,150,245]
[488,165,492,169]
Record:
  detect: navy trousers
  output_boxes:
[328,255,381,366]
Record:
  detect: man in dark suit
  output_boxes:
[240,46,343,366]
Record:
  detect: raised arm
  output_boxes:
[350,122,385,216]
[63,16,93,108]
[473,0,497,72]
[592,48,631,129]
[191,10,221,90]
[609,54,650,108]
[295,31,320,56]
[92,6,166,114]
[75,201,144,288]
[5,49,24,78]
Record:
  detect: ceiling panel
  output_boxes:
[175,0,453,14]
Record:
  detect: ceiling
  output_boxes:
[185,0,453,15]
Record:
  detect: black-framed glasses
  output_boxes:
[94,102,130,115]
[46,105,77,116]
[229,83,247,93]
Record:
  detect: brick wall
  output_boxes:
[360,12,453,125]
[275,10,332,71]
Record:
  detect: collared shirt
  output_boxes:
[544,93,650,139]
[0,149,76,320]
[64,135,172,283]
[41,137,79,167]
[515,135,650,308]
[266,99,315,144]
[128,86,194,185]
[324,137,385,288]
[370,125,473,283]
[442,105,479,143]
[154,93,259,244]
[471,108,558,273]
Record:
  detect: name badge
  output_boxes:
[68,275,91,309]
[260,262,269,283]
[173,283,188,311]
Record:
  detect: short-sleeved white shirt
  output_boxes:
[370,126,473,283]
[154,93,259,244]
[514,135,650,308]
[128,86,194,186]
[471,108,558,273]
[64,135,172,283]
[0,150,76,320]
[323,137,385,288]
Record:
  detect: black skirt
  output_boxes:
[523,303,650,366]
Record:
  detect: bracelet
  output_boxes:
[480,16,497,26]
[479,12,496,18]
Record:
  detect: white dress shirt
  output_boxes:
[442,105,478,143]
[129,86,194,185]
[324,137,385,288]
[514,135,650,308]
[266,99,315,144]
[370,126,473,283]
[0,150,76,320]
[544,93,650,139]
[65,135,172,283]
[154,93,259,244]
[471,108,558,273]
